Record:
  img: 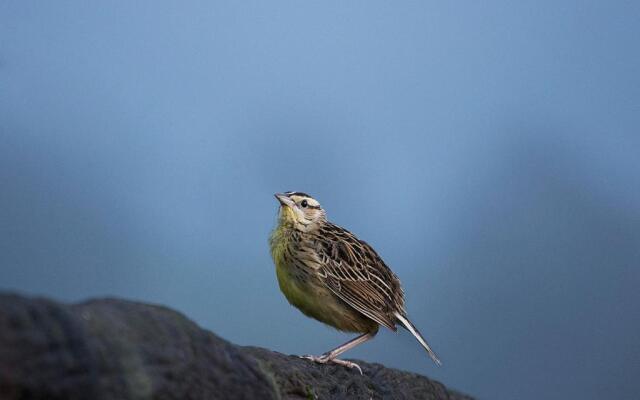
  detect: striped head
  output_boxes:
[274,191,326,231]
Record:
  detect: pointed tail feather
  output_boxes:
[394,312,442,366]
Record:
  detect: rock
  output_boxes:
[0,293,472,400]
[245,347,472,400]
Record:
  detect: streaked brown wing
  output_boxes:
[315,223,404,331]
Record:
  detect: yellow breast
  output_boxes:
[269,224,377,333]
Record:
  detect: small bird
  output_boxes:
[269,191,441,374]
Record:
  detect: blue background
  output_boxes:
[1,2,639,399]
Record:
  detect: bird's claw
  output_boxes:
[299,355,363,375]
[329,358,363,375]
[299,354,328,363]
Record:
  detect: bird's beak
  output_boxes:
[274,193,295,207]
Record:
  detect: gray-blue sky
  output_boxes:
[1,2,639,399]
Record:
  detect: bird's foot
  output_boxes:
[328,358,363,375]
[299,354,363,375]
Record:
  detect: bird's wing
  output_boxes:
[314,224,404,331]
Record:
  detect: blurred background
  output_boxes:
[1,2,639,399]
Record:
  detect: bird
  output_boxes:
[269,191,441,374]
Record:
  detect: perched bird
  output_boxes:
[269,191,441,373]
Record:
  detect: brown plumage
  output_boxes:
[314,222,405,331]
[270,191,441,373]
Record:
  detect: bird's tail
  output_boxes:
[394,312,442,366]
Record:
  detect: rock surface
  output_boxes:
[0,293,472,400]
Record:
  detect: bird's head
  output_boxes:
[274,191,326,230]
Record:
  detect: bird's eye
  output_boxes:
[301,200,308,208]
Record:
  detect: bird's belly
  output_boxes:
[275,261,377,333]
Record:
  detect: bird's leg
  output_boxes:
[320,331,376,360]
[300,331,376,374]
